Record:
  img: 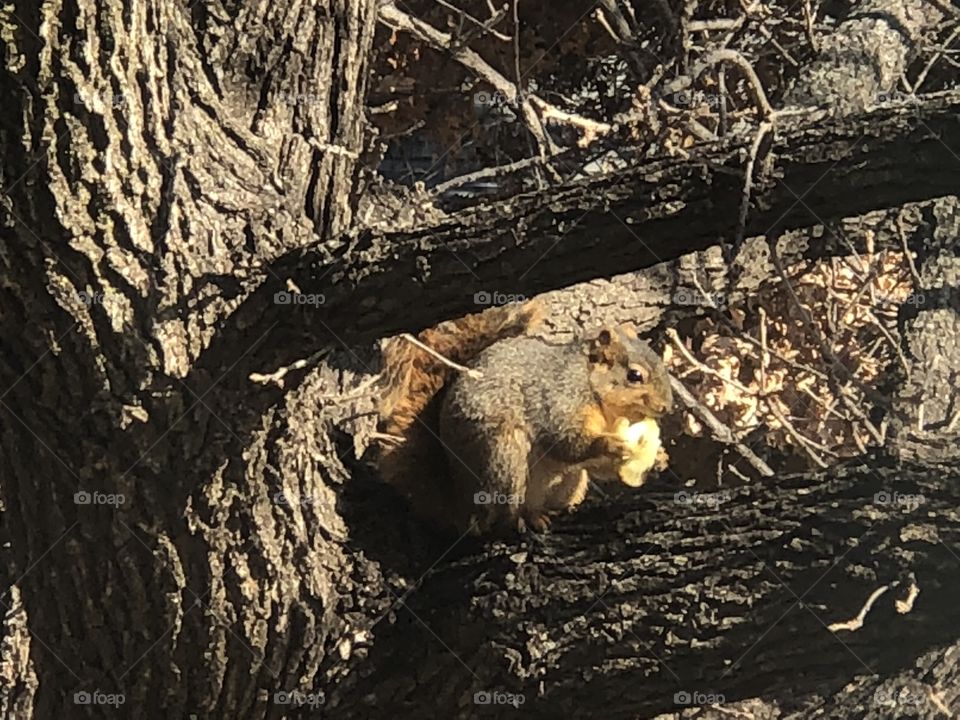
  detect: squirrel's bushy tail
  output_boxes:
[377,300,543,528]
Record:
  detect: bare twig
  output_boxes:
[594,7,620,43]
[896,211,924,289]
[687,18,742,32]
[379,3,612,154]
[693,49,775,119]
[915,27,960,91]
[379,3,555,159]
[435,0,511,42]
[803,0,818,54]
[865,309,912,382]
[528,96,613,146]
[769,238,885,445]
[249,349,330,388]
[735,120,773,247]
[828,584,890,632]
[433,156,544,194]
[666,328,753,395]
[767,402,830,468]
[400,333,483,378]
[670,376,775,477]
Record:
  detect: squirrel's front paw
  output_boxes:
[596,433,632,460]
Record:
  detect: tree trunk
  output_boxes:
[1,0,958,718]
[0,0,379,716]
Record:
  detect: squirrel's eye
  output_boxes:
[627,367,646,383]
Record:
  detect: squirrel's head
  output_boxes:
[584,326,673,422]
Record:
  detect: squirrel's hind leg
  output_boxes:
[444,421,531,535]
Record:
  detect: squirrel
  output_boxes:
[377,299,673,535]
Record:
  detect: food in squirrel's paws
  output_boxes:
[612,417,662,487]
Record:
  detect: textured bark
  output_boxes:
[332,460,960,719]
[0,0,958,718]
[242,91,960,356]
[784,0,945,112]
[0,0,379,717]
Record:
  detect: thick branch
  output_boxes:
[226,91,960,367]
[334,460,960,719]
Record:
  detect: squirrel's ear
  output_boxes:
[587,327,622,365]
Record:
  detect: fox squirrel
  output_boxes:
[377,300,672,534]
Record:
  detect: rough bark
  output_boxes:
[243,91,960,355]
[784,0,946,112]
[332,460,960,719]
[0,0,380,717]
[0,0,958,718]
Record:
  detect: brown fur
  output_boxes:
[377,301,544,529]
[378,307,672,534]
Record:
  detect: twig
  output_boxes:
[433,156,544,194]
[594,7,620,42]
[758,305,768,392]
[687,18,742,32]
[370,431,404,446]
[693,49,775,119]
[379,3,611,154]
[435,0,511,42]
[828,584,890,632]
[528,96,613,147]
[670,376,775,477]
[249,349,330,388]
[767,402,830,468]
[379,3,555,160]
[400,333,483,378]
[757,24,800,68]
[770,238,885,445]
[895,211,924,289]
[598,0,636,41]
[803,0,818,54]
[865,309,911,382]
[735,119,773,247]
[915,26,960,91]
[714,312,830,381]
[307,138,360,159]
[666,328,753,395]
